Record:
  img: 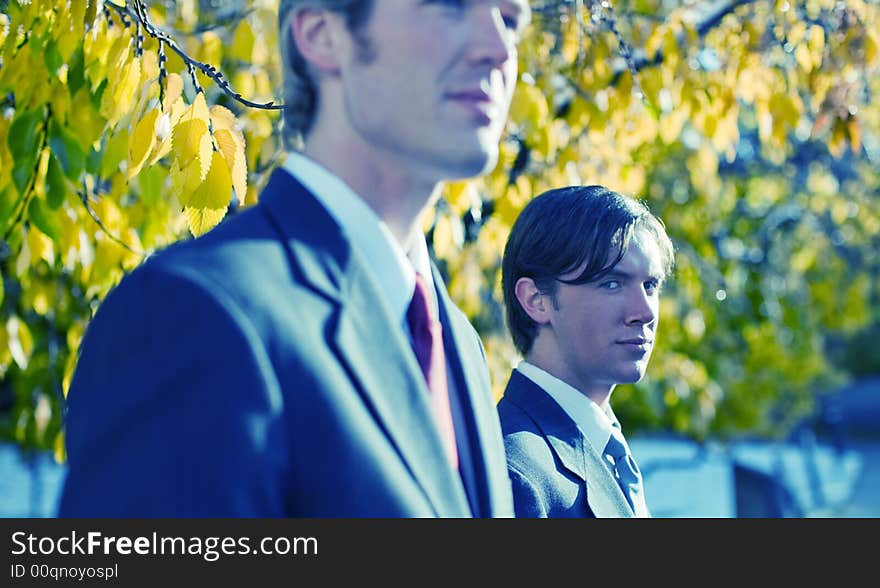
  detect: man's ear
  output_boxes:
[514,277,552,325]
[289,8,342,73]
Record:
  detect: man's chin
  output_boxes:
[443,142,498,180]
[618,366,648,385]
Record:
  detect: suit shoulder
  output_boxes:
[497,396,558,474]
[497,394,538,435]
[132,205,324,308]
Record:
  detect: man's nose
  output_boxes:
[626,288,657,326]
[466,6,516,66]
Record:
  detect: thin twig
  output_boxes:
[78,180,146,259]
[107,0,282,110]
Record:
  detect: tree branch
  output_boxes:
[107,0,283,111]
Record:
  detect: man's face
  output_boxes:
[544,229,666,400]
[333,0,529,180]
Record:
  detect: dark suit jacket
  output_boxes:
[59,168,514,517]
[498,370,634,518]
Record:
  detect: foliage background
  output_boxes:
[0,0,877,460]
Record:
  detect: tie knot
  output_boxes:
[603,427,629,461]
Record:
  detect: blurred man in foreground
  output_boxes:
[61,0,531,517]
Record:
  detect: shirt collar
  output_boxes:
[281,151,436,324]
[516,360,617,453]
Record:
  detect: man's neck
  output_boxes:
[523,351,614,408]
[302,135,439,249]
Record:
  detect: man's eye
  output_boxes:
[645,280,661,294]
[501,13,520,30]
[601,280,621,290]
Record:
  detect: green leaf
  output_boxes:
[12,161,36,195]
[92,79,108,109]
[138,164,165,207]
[48,119,86,181]
[67,47,86,95]
[100,130,129,178]
[0,187,13,229]
[86,144,102,176]
[8,109,43,162]
[27,197,61,241]
[45,155,68,209]
[44,39,63,74]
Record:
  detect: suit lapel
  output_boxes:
[504,371,634,518]
[432,265,511,517]
[259,169,471,517]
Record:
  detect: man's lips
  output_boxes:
[445,89,493,103]
[617,337,652,353]
[445,89,500,123]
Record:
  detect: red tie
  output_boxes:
[406,274,459,470]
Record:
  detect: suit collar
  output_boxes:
[259,168,347,302]
[259,168,471,516]
[504,371,634,518]
[515,362,616,460]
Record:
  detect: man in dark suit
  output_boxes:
[60,0,531,517]
[497,186,675,517]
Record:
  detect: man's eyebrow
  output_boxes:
[598,269,665,282]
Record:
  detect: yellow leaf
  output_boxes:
[847,117,861,153]
[101,58,141,128]
[808,25,825,69]
[105,34,133,85]
[139,50,159,86]
[443,180,479,217]
[228,20,255,62]
[128,108,160,178]
[196,31,223,69]
[171,118,211,178]
[186,150,233,210]
[101,128,129,177]
[508,84,549,131]
[150,100,187,166]
[829,118,847,158]
[645,24,663,61]
[561,18,578,63]
[209,105,239,132]
[68,88,107,148]
[184,207,228,237]
[6,316,33,370]
[432,213,463,261]
[795,44,813,72]
[163,73,184,114]
[170,158,204,203]
[866,30,878,66]
[214,129,247,205]
[84,0,105,32]
[171,93,212,178]
[28,224,55,266]
[70,0,87,37]
[190,92,211,126]
[148,112,173,165]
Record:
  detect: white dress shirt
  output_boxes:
[516,360,629,455]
